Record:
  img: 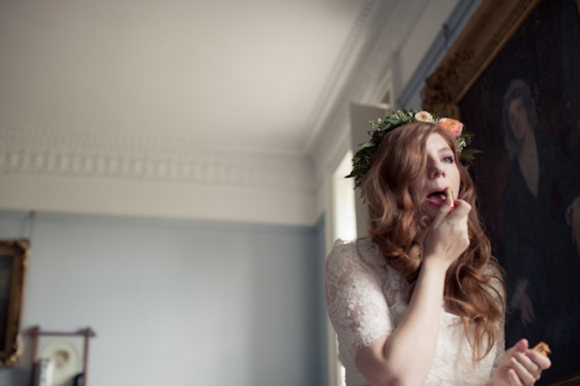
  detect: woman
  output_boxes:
[324,110,551,385]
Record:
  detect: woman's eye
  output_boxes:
[442,155,454,163]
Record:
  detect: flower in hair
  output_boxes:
[437,118,463,139]
[346,108,480,191]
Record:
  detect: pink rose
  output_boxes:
[437,118,463,139]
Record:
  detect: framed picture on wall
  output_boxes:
[0,239,29,366]
[423,0,580,384]
[29,327,96,386]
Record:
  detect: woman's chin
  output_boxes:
[420,201,443,219]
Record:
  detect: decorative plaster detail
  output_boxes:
[305,0,429,157]
[308,0,429,185]
[301,0,379,150]
[0,127,314,193]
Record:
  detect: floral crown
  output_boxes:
[346,108,480,189]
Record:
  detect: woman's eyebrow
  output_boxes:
[438,146,453,154]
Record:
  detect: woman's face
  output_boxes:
[411,133,461,219]
[508,97,530,143]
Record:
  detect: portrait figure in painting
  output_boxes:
[451,0,580,381]
[500,78,580,381]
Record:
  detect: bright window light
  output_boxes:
[333,150,357,242]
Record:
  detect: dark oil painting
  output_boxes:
[459,0,580,383]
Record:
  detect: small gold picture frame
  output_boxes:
[0,239,29,366]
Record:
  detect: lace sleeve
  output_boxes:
[324,240,393,359]
[488,323,505,384]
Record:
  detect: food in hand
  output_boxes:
[532,341,551,356]
[444,188,454,207]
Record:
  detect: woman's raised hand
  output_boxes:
[422,197,471,269]
[492,339,551,386]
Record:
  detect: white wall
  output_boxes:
[0,211,327,386]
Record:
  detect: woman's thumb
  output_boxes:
[515,338,529,352]
[432,197,454,225]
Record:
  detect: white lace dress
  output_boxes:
[324,239,504,386]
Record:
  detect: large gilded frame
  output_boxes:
[423,1,580,384]
[0,240,29,366]
[422,0,544,118]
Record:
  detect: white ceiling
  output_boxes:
[0,0,377,153]
[0,0,447,224]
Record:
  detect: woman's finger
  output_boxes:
[430,196,455,227]
[510,357,536,385]
[508,368,523,386]
[514,351,540,379]
[515,339,529,352]
[526,349,552,370]
[446,199,471,221]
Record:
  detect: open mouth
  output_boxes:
[426,191,447,205]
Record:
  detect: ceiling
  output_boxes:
[0,0,380,153]
[0,0,438,224]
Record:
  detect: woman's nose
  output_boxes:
[428,160,445,179]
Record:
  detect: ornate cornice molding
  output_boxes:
[0,126,314,193]
[301,0,379,153]
[307,0,429,181]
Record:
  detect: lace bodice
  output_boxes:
[324,239,505,386]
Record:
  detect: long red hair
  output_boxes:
[362,122,505,361]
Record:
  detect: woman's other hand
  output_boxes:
[422,197,471,269]
[492,339,551,386]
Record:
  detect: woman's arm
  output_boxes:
[355,198,472,386]
[355,258,448,385]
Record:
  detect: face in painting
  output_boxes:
[508,97,530,144]
[411,133,461,219]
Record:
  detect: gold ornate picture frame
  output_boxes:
[423,0,580,384]
[0,239,29,366]
[422,0,543,119]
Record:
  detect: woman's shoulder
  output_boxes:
[325,239,359,271]
[327,238,381,264]
[325,238,388,279]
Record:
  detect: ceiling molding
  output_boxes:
[0,126,314,193]
[304,0,429,163]
[300,0,379,154]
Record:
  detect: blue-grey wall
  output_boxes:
[0,210,327,386]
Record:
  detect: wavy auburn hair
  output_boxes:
[362,122,505,361]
